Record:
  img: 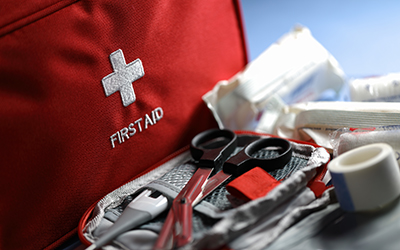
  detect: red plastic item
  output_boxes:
[226,167,281,201]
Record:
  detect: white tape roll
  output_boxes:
[328,143,400,212]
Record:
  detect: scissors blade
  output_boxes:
[177,167,214,204]
[194,171,232,205]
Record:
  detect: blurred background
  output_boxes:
[241,0,400,78]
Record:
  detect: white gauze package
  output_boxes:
[273,101,400,151]
[350,73,400,102]
[330,126,400,164]
[203,26,345,132]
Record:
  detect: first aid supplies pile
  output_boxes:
[201,25,400,250]
[2,1,400,250]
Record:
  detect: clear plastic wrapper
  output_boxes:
[272,101,400,151]
[329,125,400,164]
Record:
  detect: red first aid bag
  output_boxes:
[0,1,247,249]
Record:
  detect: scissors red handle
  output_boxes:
[154,167,211,249]
[154,129,237,249]
[195,135,293,206]
[154,130,292,249]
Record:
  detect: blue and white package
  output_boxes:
[202,26,346,132]
[328,143,400,212]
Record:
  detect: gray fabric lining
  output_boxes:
[83,151,192,242]
[267,187,400,250]
[82,137,331,249]
[192,146,330,250]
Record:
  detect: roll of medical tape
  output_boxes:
[328,143,400,212]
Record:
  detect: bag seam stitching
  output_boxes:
[0,0,80,38]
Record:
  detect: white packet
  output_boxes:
[203,26,346,132]
[350,73,400,102]
[273,101,400,150]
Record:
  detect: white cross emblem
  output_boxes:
[102,49,145,107]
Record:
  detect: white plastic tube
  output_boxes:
[86,189,168,250]
[328,143,400,212]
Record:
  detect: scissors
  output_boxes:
[154,129,292,249]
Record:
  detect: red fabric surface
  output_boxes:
[226,167,281,201]
[307,180,327,198]
[0,1,247,249]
